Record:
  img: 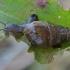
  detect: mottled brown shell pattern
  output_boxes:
[24,21,70,47]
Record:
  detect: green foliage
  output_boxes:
[0,0,70,63]
[35,0,70,27]
[28,42,70,63]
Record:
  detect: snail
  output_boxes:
[0,14,70,48]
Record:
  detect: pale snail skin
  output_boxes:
[1,14,39,39]
[24,21,70,47]
[4,14,39,32]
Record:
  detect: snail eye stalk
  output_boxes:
[26,14,39,24]
[31,14,39,21]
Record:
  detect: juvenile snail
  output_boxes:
[0,14,70,48]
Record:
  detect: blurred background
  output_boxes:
[0,0,70,70]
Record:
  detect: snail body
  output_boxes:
[1,14,39,39]
[3,14,39,32]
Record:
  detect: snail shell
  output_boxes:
[24,21,70,47]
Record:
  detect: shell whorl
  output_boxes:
[24,21,70,47]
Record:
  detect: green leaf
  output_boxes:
[35,0,70,27]
[28,42,70,63]
[0,0,70,64]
